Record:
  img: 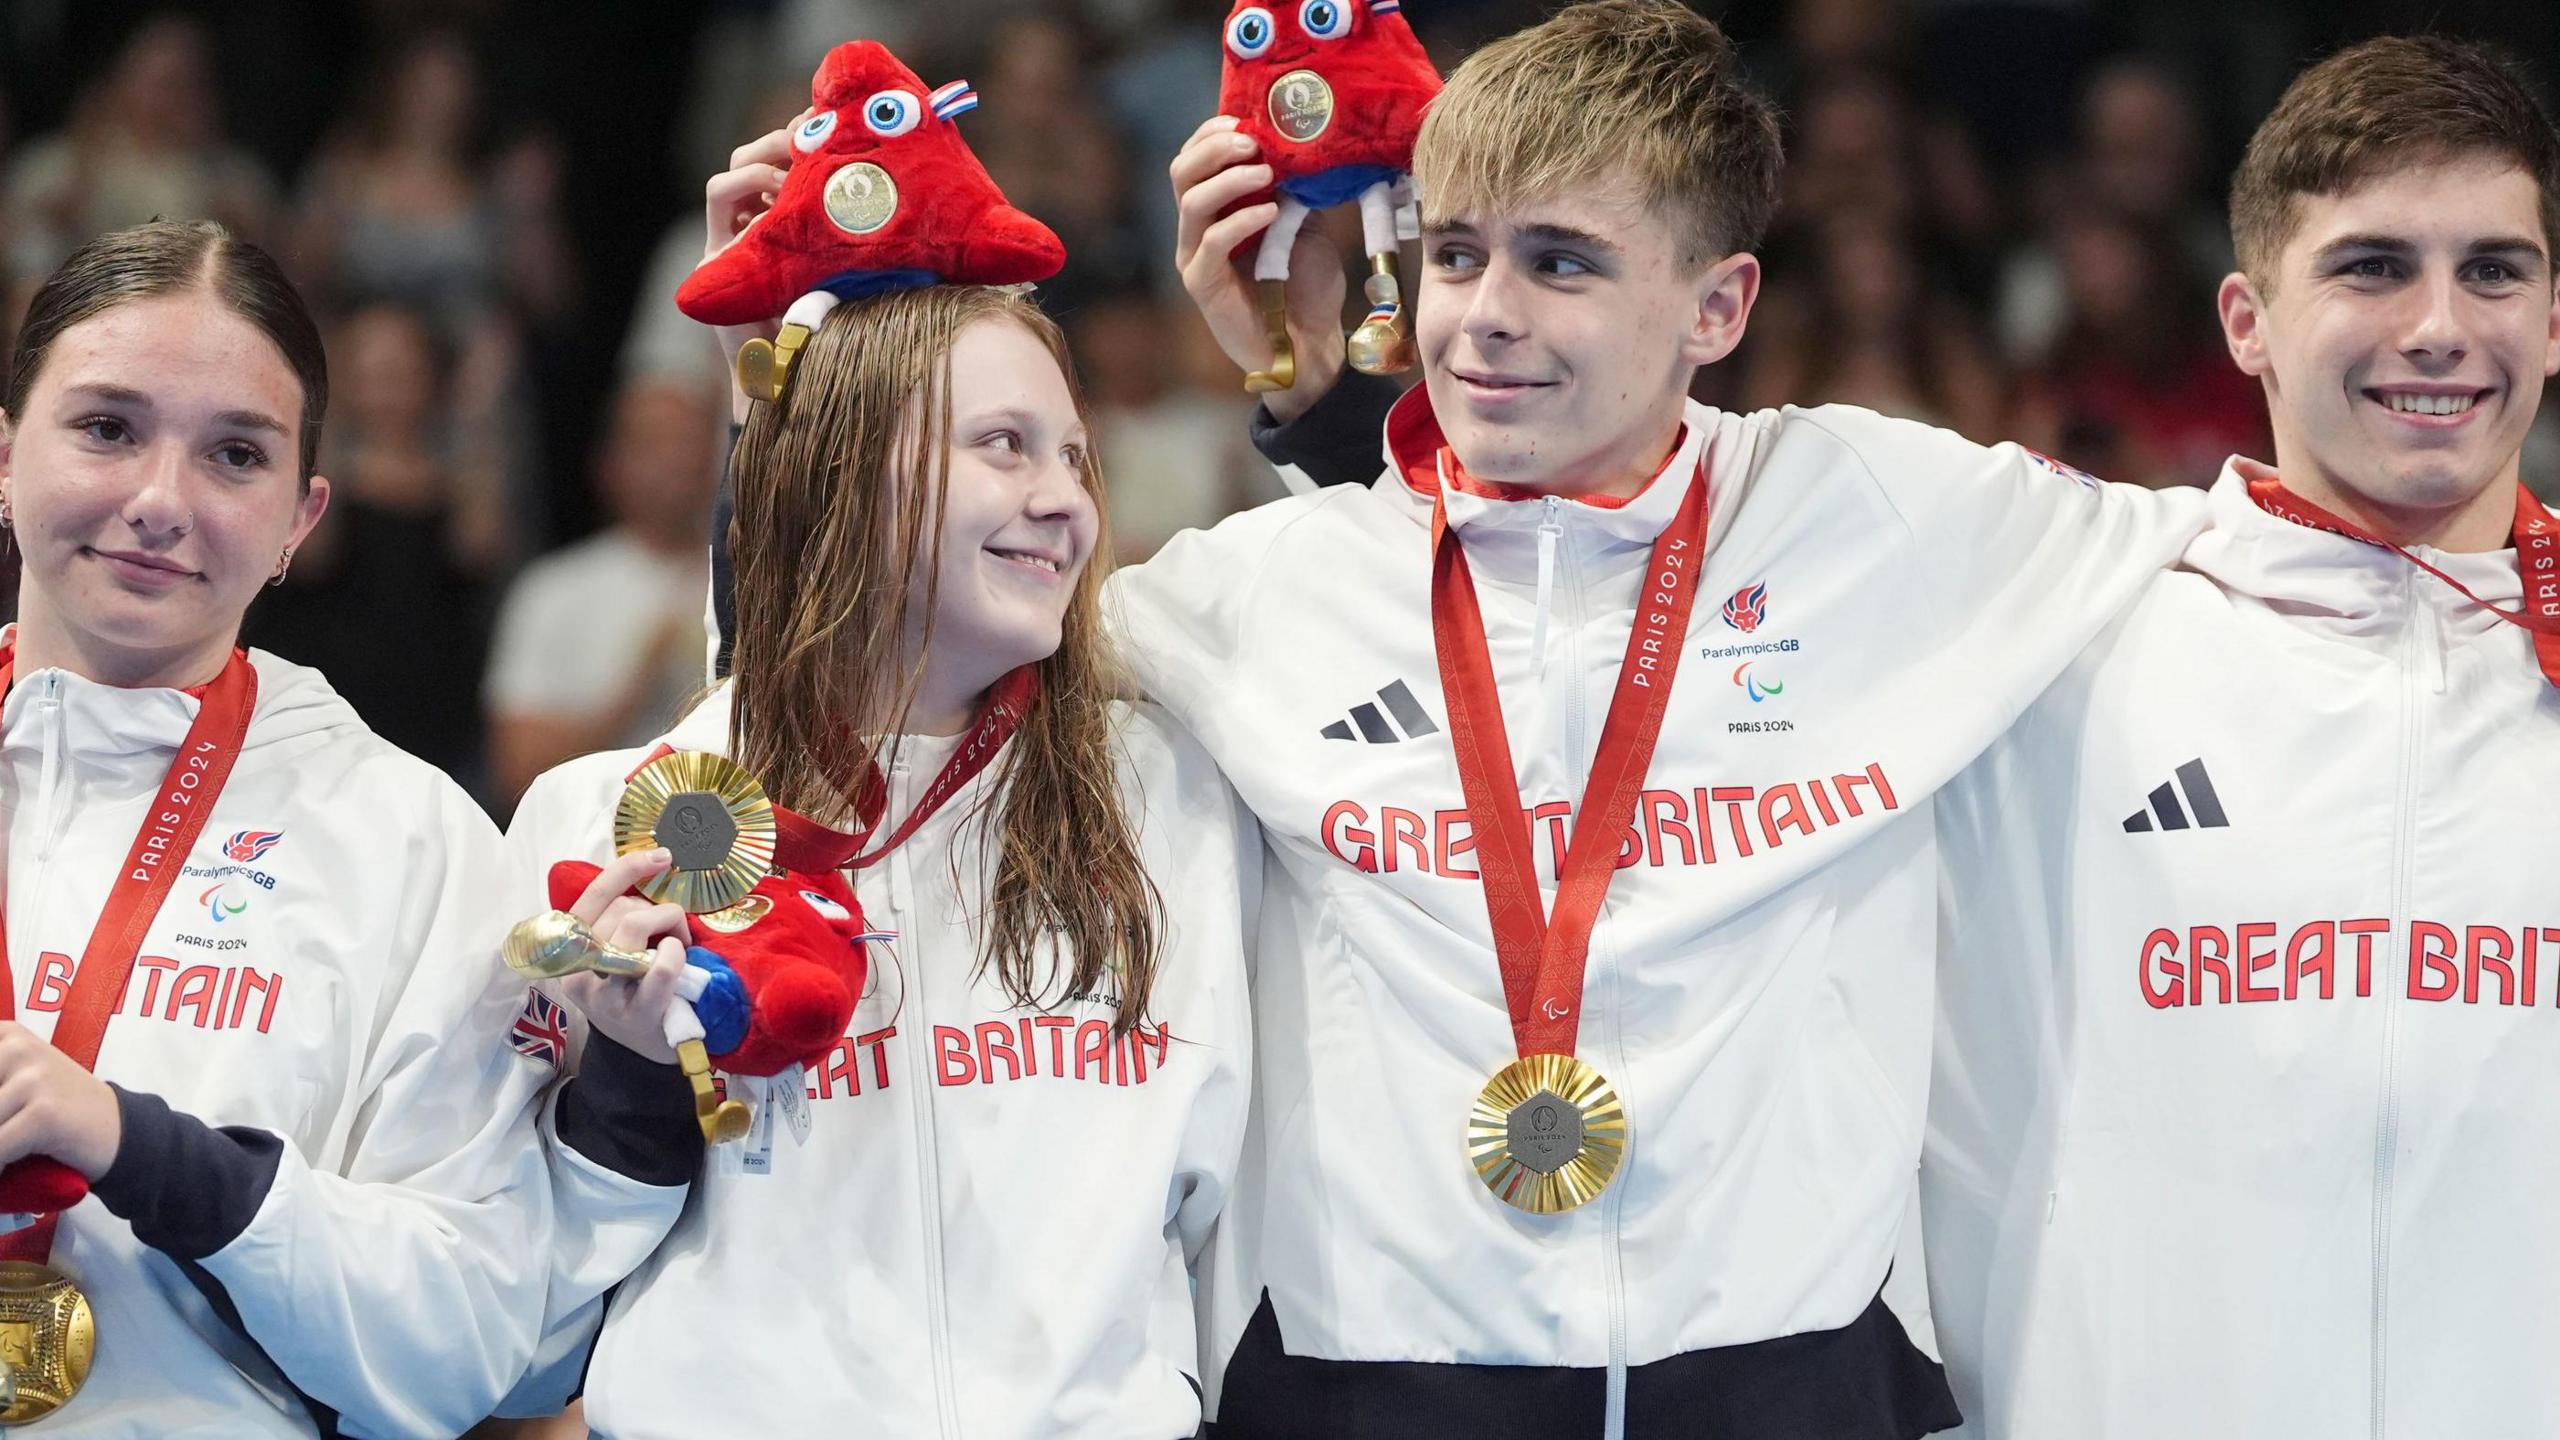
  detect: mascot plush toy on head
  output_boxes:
[1217,0,1441,392]
[678,39,1066,403]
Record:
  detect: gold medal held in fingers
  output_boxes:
[614,751,777,915]
[0,1262,94,1424]
[1466,1053,1627,1215]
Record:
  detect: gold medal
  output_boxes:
[614,751,777,914]
[0,1262,94,1424]
[1267,69,1335,143]
[696,893,774,934]
[823,162,899,235]
[1466,1053,1626,1214]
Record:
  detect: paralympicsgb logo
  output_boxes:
[224,830,285,863]
[1721,582,1769,634]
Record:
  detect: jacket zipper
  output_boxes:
[1544,508,1630,1439]
[1534,498,1564,673]
[888,760,965,1440]
[17,675,68,978]
[2369,572,2430,1440]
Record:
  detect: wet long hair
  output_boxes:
[726,284,1162,1029]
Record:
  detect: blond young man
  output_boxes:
[1117,2,2203,1434]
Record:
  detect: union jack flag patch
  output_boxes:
[509,988,571,1067]
[2024,449,2100,489]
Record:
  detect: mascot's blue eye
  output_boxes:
[799,889,853,922]
[862,90,921,137]
[1301,0,1350,39]
[793,110,839,153]
[1227,7,1276,59]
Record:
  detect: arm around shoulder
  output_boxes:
[1806,406,2207,692]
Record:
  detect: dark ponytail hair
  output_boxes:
[4,220,329,485]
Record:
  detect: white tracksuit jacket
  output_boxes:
[0,646,553,1438]
[504,686,1257,1439]
[1925,464,2560,1439]
[1109,388,2209,1438]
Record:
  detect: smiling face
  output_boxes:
[905,315,1099,729]
[1417,175,1757,497]
[2221,154,2560,548]
[0,290,329,686]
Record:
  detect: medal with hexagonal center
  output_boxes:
[1504,1089,1584,1175]
[655,791,741,872]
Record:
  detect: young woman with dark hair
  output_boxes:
[0,218,554,1435]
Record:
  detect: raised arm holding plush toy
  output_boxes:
[1215,0,1439,392]
[493,41,1257,1439]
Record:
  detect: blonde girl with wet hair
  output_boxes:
[495,111,1256,1440]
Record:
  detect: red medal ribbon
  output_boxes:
[1430,448,1712,1059]
[770,666,1040,872]
[2244,475,2560,686]
[0,646,259,1262]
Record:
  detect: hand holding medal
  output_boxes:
[513,749,881,1149]
[505,751,779,1144]
[0,1028,118,1422]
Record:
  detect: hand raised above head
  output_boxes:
[699,115,808,421]
[1171,114,1348,420]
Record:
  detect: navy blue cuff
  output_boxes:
[1248,369,1401,489]
[92,1085,284,1261]
[556,1031,702,1187]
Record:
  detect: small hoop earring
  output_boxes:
[268,546,295,587]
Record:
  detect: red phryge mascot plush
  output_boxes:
[1218,0,1440,392]
[677,41,1063,327]
[545,861,871,1080]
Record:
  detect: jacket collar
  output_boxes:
[1380,383,1711,549]
[2184,458,2523,645]
[0,627,349,761]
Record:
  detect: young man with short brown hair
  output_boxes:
[1926,35,2560,1437]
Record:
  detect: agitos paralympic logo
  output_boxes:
[199,882,249,923]
[1732,662,1784,703]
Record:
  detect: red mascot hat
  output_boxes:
[676,41,1065,328]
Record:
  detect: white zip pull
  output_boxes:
[34,674,66,864]
[1532,496,1564,672]
[2414,575,2448,696]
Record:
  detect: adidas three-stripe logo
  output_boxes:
[1322,680,1441,743]
[2122,758,2228,833]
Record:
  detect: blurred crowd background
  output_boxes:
[2,0,2554,819]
